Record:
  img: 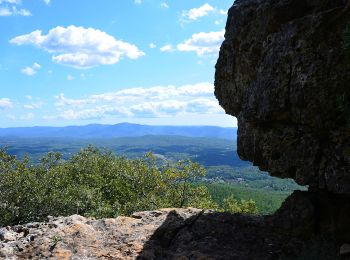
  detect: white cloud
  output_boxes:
[24,96,43,109]
[48,106,133,120]
[10,25,145,69]
[215,20,224,25]
[21,67,36,76]
[20,112,34,120]
[0,7,11,16]
[43,0,50,5]
[0,6,31,16]
[160,2,168,8]
[67,74,74,81]
[24,100,43,109]
[21,62,41,76]
[219,9,227,15]
[149,43,156,49]
[0,0,22,4]
[0,98,14,109]
[14,6,29,15]
[0,0,32,16]
[182,3,214,21]
[54,93,91,108]
[134,0,142,4]
[177,30,224,56]
[32,62,41,69]
[159,31,224,56]
[47,82,224,121]
[160,44,174,52]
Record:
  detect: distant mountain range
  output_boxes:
[0,123,237,140]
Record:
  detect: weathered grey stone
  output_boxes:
[215,0,350,193]
[0,208,339,259]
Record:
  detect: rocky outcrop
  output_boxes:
[2,1,350,259]
[0,209,203,259]
[215,0,350,193]
[0,207,341,259]
[214,0,350,253]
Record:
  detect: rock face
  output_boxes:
[0,207,340,259]
[214,0,350,253]
[2,1,350,259]
[215,0,350,193]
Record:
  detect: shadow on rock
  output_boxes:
[0,192,348,259]
[137,191,350,260]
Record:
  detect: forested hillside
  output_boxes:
[0,136,304,216]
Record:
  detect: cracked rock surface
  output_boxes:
[0,207,336,259]
[215,0,350,193]
[0,208,203,259]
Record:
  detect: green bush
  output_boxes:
[206,182,290,215]
[220,195,258,214]
[0,146,258,227]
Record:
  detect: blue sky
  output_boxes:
[0,0,236,127]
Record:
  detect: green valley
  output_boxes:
[0,135,305,215]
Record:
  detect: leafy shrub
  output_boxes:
[0,146,257,226]
[221,195,258,214]
[206,182,289,215]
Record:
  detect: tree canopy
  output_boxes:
[0,146,257,226]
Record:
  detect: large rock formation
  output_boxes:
[1,0,350,259]
[214,0,350,253]
[0,208,340,259]
[215,0,350,193]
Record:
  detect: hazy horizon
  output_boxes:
[0,0,236,128]
[0,121,237,129]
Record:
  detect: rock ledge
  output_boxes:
[0,207,336,259]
